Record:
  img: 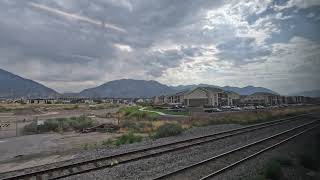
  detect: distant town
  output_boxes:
[1,86,319,109]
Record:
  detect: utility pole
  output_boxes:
[15,120,18,137]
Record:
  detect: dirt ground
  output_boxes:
[0,106,120,138]
[0,105,123,172]
[0,131,122,173]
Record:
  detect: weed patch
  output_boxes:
[153,123,183,139]
[114,132,143,146]
[23,116,94,134]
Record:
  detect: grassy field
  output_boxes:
[119,106,159,120]
[14,104,320,148]
[145,106,189,116]
[117,105,320,137]
[0,103,118,113]
[189,106,320,127]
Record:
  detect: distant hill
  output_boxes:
[79,79,174,98]
[221,85,278,95]
[80,80,279,98]
[0,69,280,98]
[171,84,278,95]
[291,89,320,97]
[0,68,58,98]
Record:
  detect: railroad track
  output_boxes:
[153,120,320,180]
[0,114,314,180]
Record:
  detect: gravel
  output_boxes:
[211,125,320,180]
[74,123,243,160]
[0,123,242,178]
[1,114,317,180]
[64,116,318,180]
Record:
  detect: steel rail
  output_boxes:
[199,124,319,180]
[153,120,319,180]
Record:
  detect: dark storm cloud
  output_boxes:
[0,0,320,93]
[215,37,271,65]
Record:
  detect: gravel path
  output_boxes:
[64,116,317,180]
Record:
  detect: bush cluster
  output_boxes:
[153,123,183,139]
[121,120,153,133]
[114,132,143,146]
[119,107,158,121]
[23,116,93,134]
[263,160,282,180]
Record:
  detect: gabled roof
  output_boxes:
[167,89,190,97]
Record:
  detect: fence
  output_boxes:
[0,120,18,139]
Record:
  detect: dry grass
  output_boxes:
[117,106,320,135]
[188,106,320,127]
[0,103,118,113]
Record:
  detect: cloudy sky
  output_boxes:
[0,0,319,94]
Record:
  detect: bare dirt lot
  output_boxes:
[0,131,123,173]
[0,104,120,138]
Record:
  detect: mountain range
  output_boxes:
[1,68,281,98]
[171,84,278,96]
[0,68,58,98]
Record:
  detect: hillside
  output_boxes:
[222,85,278,95]
[0,68,58,98]
[171,84,278,95]
[79,79,174,98]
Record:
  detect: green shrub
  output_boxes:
[273,156,293,166]
[299,154,318,170]
[102,139,114,146]
[63,105,79,110]
[114,132,143,146]
[263,160,282,180]
[154,123,183,139]
[23,116,93,134]
[253,175,266,180]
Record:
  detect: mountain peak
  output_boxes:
[80,79,173,98]
[0,68,58,98]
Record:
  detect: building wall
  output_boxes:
[184,88,209,107]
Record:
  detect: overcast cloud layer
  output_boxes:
[0,0,319,94]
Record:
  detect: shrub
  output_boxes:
[153,123,183,139]
[299,154,318,170]
[63,105,79,110]
[102,139,114,146]
[273,156,293,166]
[114,132,143,146]
[263,160,282,180]
[253,175,266,180]
[23,116,93,134]
[119,106,159,121]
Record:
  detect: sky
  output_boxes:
[0,0,319,95]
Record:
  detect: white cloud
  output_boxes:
[286,0,320,9]
[226,36,320,94]
[29,2,127,33]
[275,0,320,11]
[203,0,279,46]
[114,43,133,52]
